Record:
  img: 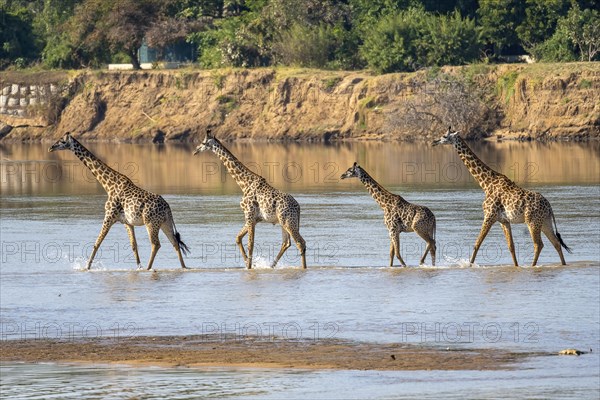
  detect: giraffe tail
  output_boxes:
[552,213,572,254]
[175,232,190,256]
[172,220,190,256]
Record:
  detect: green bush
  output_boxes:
[0,7,39,69]
[188,30,222,68]
[531,24,577,62]
[360,8,425,73]
[273,23,337,68]
[421,11,481,67]
[361,8,482,74]
[190,17,267,68]
[42,33,78,69]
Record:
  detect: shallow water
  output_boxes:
[1,142,599,398]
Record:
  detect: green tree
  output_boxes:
[561,2,600,61]
[168,0,227,18]
[421,11,481,67]
[516,0,569,50]
[361,7,482,73]
[36,0,82,68]
[360,7,426,73]
[420,0,479,17]
[0,5,40,68]
[273,23,338,68]
[69,0,164,69]
[349,0,414,35]
[531,23,577,62]
[477,0,524,57]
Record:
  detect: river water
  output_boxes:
[1,141,599,398]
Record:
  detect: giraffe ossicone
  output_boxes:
[193,131,307,269]
[341,162,437,267]
[432,126,572,266]
[49,132,190,271]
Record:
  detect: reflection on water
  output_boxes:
[1,360,598,399]
[1,141,599,398]
[0,357,599,400]
[1,141,599,196]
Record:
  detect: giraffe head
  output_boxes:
[48,132,76,152]
[193,129,218,155]
[432,126,460,146]
[340,162,363,180]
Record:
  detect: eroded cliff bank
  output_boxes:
[1,63,598,142]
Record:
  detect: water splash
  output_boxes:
[245,255,298,269]
[442,256,478,268]
[249,255,274,269]
[70,257,107,271]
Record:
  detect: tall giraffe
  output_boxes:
[433,127,571,266]
[341,162,436,266]
[49,133,189,270]
[193,130,306,269]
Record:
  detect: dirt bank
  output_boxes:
[1,63,598,142]
[0,335,537,371]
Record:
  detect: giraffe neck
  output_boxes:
[210,140,259,192]
[70,139,126,194]
[358,168,400,208]
[452,137,497,192]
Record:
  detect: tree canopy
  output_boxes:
[1,0,598,72]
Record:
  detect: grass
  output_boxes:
[462,63,494,84]
[211,70,227,89]
[0,70,72,85]
[578,79,592,89]
[216,94,238,113]
[497,70,520,104]
[322,76,342,91]
[357,96,378,129]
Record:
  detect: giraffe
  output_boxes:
[48,132,189,270]
[193,130,306,269]
[341,162,437,267]
[432,127,572,266]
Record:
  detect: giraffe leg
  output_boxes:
[288,228,307,269]
[271,227,291,268]
[428,233,437,267]
[389,241,395,267]
[161,223,187,269]
[145,224,161,270]
[124,224,142,269]
[542,222,566,265]
[235,225,249,265]
[527,223,544,267]
[471,216,495,265]
[87,218,117,270]
[415,229,436,266]
[500,222,519,267]
[391,232,406,267]
[246,223,256,269]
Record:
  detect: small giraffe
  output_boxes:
[341,162,437,266]
[433,127,572,266]
[193,130,306,269]
[49,133,189,270]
